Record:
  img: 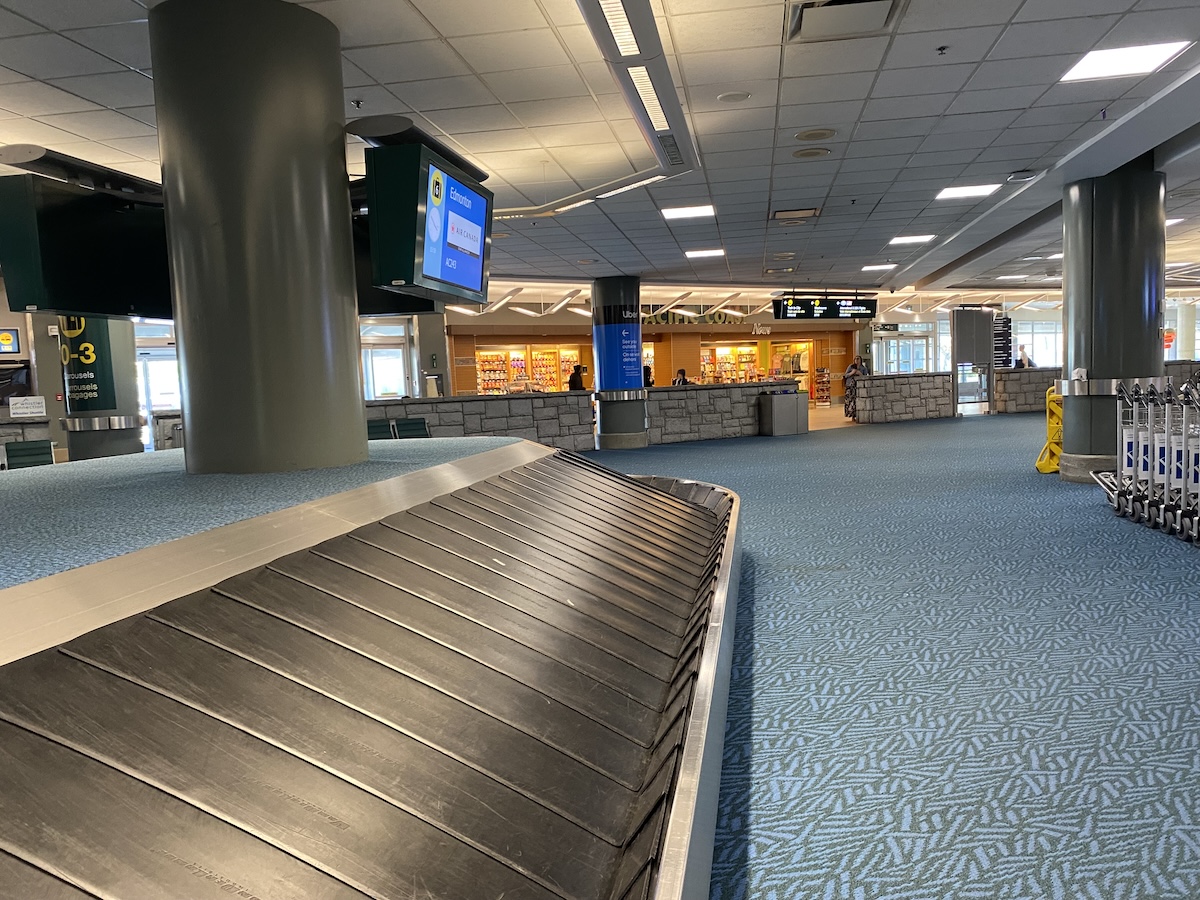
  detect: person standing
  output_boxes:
[643,364,654,387]
[672,368,690,385]
[843,354,870,418]
[568,364,585,391]
[1015,344,1035,368]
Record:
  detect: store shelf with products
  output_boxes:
[814,368,831,407]
[475,344,586,394]
[530,349,561,391]
[559,348,580,390]
[475,350,509,395]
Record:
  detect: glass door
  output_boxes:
[135,348,182,450]
[876,336,931,374]
[361,347,412,399]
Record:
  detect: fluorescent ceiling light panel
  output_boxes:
[1167,218,1185,226]
[661,204,715,220]
[628,66,669,132]
[597,174,667,199]
[862,264,896,271]
[1061,41,1191,82]
[555,198,594,213]
[997,275,1027,280]
[936,184,1002,200]
[1022,256,1044,261]
[599,0,642,57]
[889,234,935,245]
[686,249,725,259]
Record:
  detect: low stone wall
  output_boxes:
[0,412,51,444]
[370,392,596,452]
[855,374,953,424]
[1166,360,1200,382]
[646,382,783,444]
[995,366,1060,413]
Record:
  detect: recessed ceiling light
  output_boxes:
[793,147,831,160]
[1167,218,1185,226]
[765,267,795,274]
[661,204,715,220]
[717,90,751,103]
[1007,169,1038,183]
[889,234,935,245]
[862,264,896,271]
[795,128,837,142]
[1061,41,1191,82]
[686,249,725,259]
[936,184,1002,200]
[997,275,1027,280]
[773,252,796,260]
[772,207,820,221]
[1047,252,1064,259]
[576,259,596,264]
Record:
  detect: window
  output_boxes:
[1013,320,1062,368]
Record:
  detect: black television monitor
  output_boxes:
[774,296,877,320]
[0,174,172,319]
[364,143,493,306]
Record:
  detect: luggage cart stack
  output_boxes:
[1095,374,1200,540]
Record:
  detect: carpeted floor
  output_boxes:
[0,437,516,589]
[589,414,1200,900]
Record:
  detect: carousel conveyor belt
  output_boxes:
[0,449,740,900]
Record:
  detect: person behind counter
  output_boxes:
[1014,344,1035,368]
[843,354,870,419]
[568,364,585,391]
[643,364,654,387]
[672,369,690,385]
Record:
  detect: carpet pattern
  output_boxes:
[0,437,517,589]
[589,415,1200,900]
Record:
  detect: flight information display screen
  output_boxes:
[774,296,878,319]
[421,165,487,293]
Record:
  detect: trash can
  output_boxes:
[758,391,807,435]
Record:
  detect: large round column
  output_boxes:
[1060,155,1165,482]
[149,0,366,473]
[592,275,648,450]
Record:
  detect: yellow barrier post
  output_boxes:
[1036,384,1063,473]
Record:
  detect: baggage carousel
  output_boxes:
[0,442,740,900]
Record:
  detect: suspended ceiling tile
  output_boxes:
[679,46,782,85]
[0,7,45,38]
[1031,80,1127,109]
[777,99,865,128]
[965,54,1079,91]
[1013,0,1137,20]
[931,110,1021,133]
[699,128,775,153]
[884,26,1005,69]
[554,23,605,64]
[508,96,605,127]
[2,0,144,29]
[842,136,924,158]
[120,104,154,126]
[945,85,1047,114]
[840,153,914,172]
[852,117,938,140]
[65,22,152,70]
[341,57,373,88]
[47,70,154,108]
[0,32,126,79]
[779,71,876,106]
[0,116,96,145]
[988,16,1120,59]
[106,159,161,182]
[687,79,780,112]
[414,0,549,35]
[343,84,409,116]
[909,148,981,167]
[973,143,1056,163]
[781,36,890,77]
[901,0,1022,33]
[52,141,139,164]
[422,104,523,133]
[537,121,619,149]
[990,123,1077,146]
[0,79,101,115]
[871,63,977,98]
[388,75,497,111]
[916,129,1000,153]
[668,7,785,55]
[690,105,778,134]
[861,92,956,119]
[449,30,571,73]
[345,40,471,84]
[307,0,439,46]
[1009,102,1100,128]
[449,128,542,154]
[34,108,154,140]
[99,134,161,157]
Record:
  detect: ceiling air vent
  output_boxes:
[657,134,685,167]
[787,0,897,42]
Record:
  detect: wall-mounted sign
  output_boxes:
[59,315,116,412]
[643,310,746,326]
[8,395,46,417]
[775,296,878,319]
[876,323,900,332]
[752,323,772,334]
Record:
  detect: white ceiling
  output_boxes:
[1,0,1200,302]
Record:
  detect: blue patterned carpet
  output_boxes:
[589,415,1200,900]
[0,437,516,589]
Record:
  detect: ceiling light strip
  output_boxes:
[628,66,669,132]
[598,0,641,56]
[597,173,668,199]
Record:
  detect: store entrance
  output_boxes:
[874,335,931,374]
[769,341,814,394]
